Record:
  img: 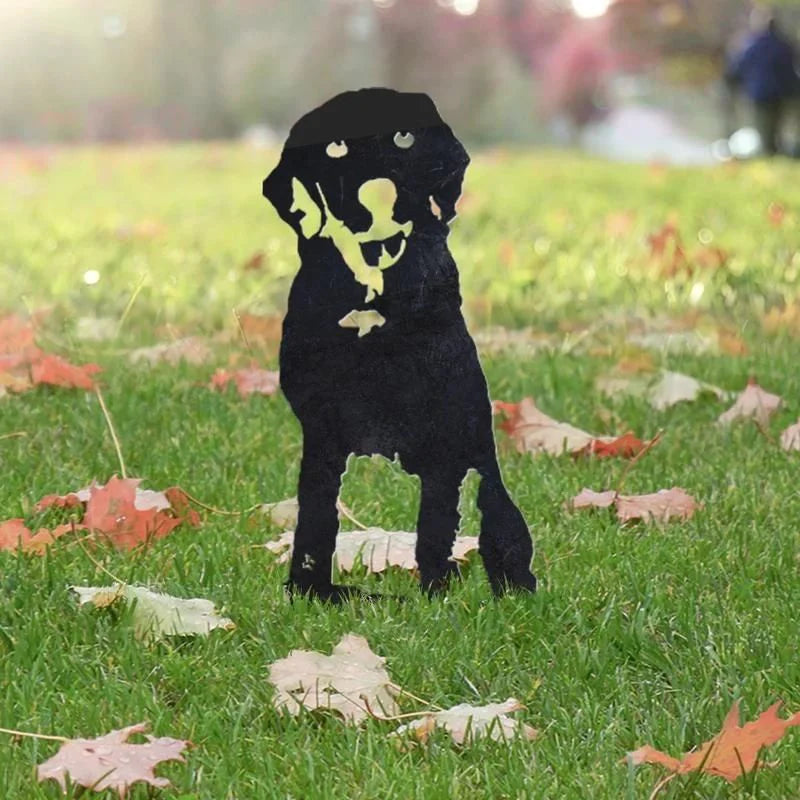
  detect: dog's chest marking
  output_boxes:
[338,309,387,337]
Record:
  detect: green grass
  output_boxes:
[1,146,800,799]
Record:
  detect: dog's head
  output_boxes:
[263,88,469,301]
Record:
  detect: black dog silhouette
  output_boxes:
[263,88,536,602]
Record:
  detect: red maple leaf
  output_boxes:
[83,477,182,550]
[31,354,102,390]
[578,433,647,459]
[0,519,78,554]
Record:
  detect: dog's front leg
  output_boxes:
[286,438,351,603]
[416,470,463,595]
[476,463,537,596]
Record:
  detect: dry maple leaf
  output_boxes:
[570,487,699,524]
[269,633,400,723]
[128,337,211,366]
[717,379,782,426]
[494,398,597,455]
[37,722,190,798]
[628,700,800,782]
[261,497,300,528]
[494,398,646,459]
[72,584,235,641]
[210,366,280,397]
[599,370,730,411]
[780,419,800,452]
[394,698,537,745]
[266,528,479,574]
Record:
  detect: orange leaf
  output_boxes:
[83,477,181,550]
[210,367,279,398]
[0,519,33,551]
[578,433,647,459]
[164,487,201,527]
[31,354,101,390]
[628,701,800,782]
[0,519,76,553]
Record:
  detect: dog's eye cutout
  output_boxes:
[325,141,348,158]
[393,131,415,150]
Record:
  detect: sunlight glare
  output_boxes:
[571,0,611,19]
[453,0,480,15]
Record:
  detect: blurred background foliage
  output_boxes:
[3,0,800,147]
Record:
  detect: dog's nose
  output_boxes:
[357,178,400,240]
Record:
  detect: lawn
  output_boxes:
[1,145,800,799]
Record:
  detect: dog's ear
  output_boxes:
[263,148,323,239]
[429,128,470,225]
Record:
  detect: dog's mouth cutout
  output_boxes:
[359,231,407,268]
[293,178,413,302]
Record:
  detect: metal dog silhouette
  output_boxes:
[263,88,537,602]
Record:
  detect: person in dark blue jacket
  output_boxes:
[726,8,800,155]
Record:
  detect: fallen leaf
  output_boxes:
[393,698,537,745]
[31,354,101,390]
[72,584,235,641]
[577,433,647,459]
[599,369,730,411]
[616,489,700,523]
[569,487,699,523]
[780,419,800,452]
[242,250,266,271]
[494,398,647,458]
[570,489,617,510]
[494,398,596,455]
[0,519,77,554]
[763,302,800,336]
[37,482,171,513]
[627,700,800,782]
[717,379,782,426]
[80,476,195,550]
[605,210,635,236]
[648,371,730,410]
[717,329,748,357]
[237,313,283,346]
[693,245,728,271]
[129,337,211,366]
[768,201,786,226]
[647,221,688,277]
[265,528,479,574]
[269,633,400,723]
[261,497,299,528]
[210,366,280,397]
[37,722,190,797]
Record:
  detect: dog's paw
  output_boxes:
[490,572,538,597]
[285,581,382,605]
[420,565,462,598]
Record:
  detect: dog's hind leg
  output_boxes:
[415,469,464,595]
[476,461,537,596]
[286,437,358,604]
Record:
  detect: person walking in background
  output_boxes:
[725,7,800,156]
